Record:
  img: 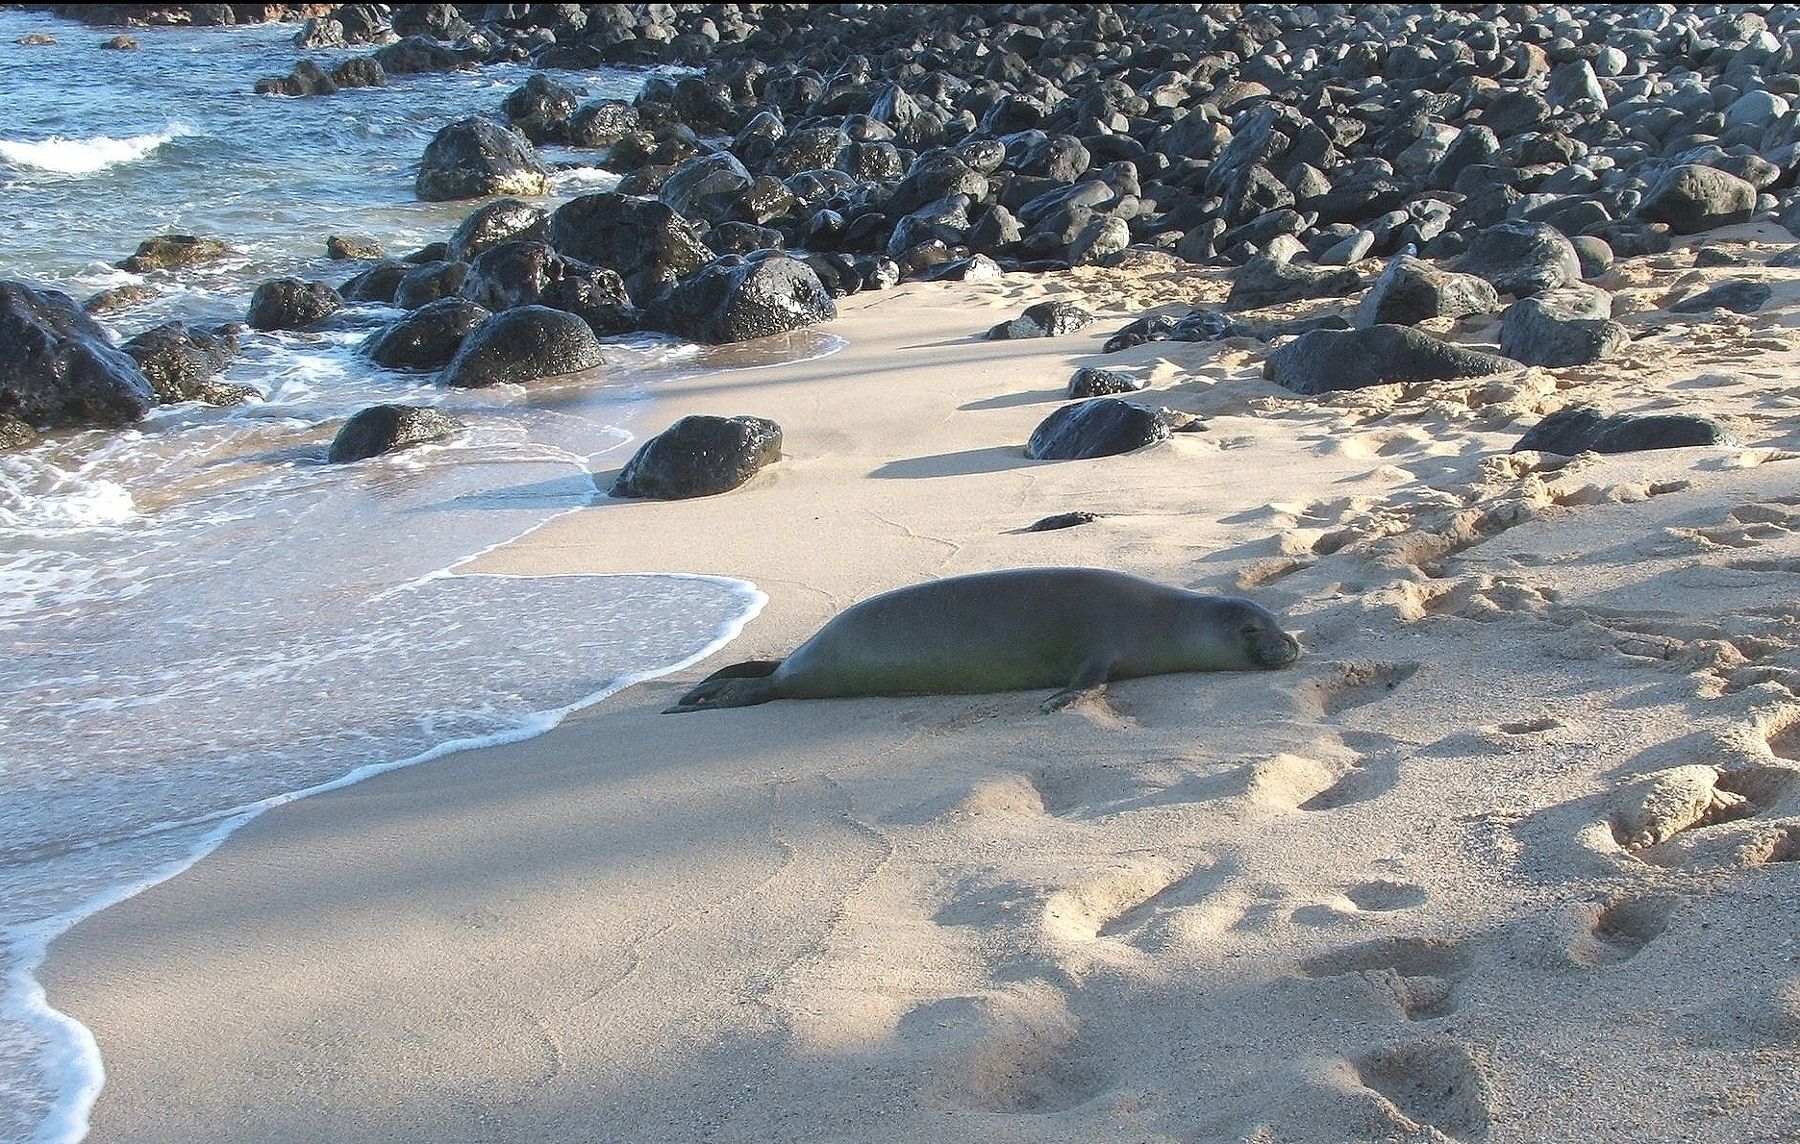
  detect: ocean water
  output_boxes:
[0,11,819,1140]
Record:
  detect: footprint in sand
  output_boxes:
[1352,1036,1495,1142]
[1041,856,1229,946]
[1567,893,1678,968]
[1298,661,1420,718]
[1609,754,1800,869]
[1668,497,1800,551]
[900,986,1109,1115]
[1299,936,1474,1021]
[1292,880,1429,925]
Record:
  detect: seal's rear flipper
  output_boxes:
[1041,655,1115,713]
[663,659,783,713]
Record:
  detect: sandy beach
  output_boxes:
[42,237,1800,1142]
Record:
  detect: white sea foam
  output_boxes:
[0,464,137,532]
[549,165,623,191]
[0,126,194,176]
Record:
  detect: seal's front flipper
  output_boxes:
[1041,656,1114,713]
[664,659,783,713]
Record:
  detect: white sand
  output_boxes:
[44,233,1800,1142]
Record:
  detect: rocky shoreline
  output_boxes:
[7,3,1800,468]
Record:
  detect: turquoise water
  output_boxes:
[0,11,808,1140]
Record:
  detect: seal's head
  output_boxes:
[1218,597,1302,669]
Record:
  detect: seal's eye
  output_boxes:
[1240,622,1263,636]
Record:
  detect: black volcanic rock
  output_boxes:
[247,278,343,331]
[328,404,464,463]
[1513,407,1733,455]
[1025,398,1173,460]
[446,198,549,263]
[609,414,783,499]
[986,300,1094,340]
[0,280,154,429]
[1668,279,1773,315]
[1265,326,1518,396]
[364,298,490,370]
[441,306,605,388]
[416,117,549,202]
[546,192,712,305]
[117,234,230,273]
[1452,220,1583,299]
[1499,287,1630,367]
[1635,165,1757,234]
[646,253,835,344]
[120,322,248,405]
[1069,367,1147,398]
[1356,255,1500,328]
[1226,256,1361,310]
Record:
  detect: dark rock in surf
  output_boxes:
[608,414,783,499]
[546,192,712,305]
[246,278,343,331]
[415,117,550,202]
[328,404,464,463]
[364,298,490,370]
[0,280,155,429]
[446,198,549,263]
[441,305,604,388]
[326,235,384,261]
[117,234,231,273]
[120,321,249,405]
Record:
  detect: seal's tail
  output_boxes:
[663,659,783,713]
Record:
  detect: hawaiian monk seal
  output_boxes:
[666,567,1300,713]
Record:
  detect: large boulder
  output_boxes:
[446,198,548,262]
[328,404,464,463]
[1226,256,1362,310]
[1499,287,1629,367]
[1265,325,1518,395]
[1635,165,1757,234]
[646,253,835,344]
[1452,220,1583,298]
[119,322,250,404]
[1513,407,1733,455]
[1355,255,1500,327]
[608,414,783,499]
[364,298,490,370]
[415,117,550,202]
[1025,398,1173,460]
[502,74,580,143]
[441,305,604,388]
[546,192,712,305]
[0,281,155,429]
[117,234,231,273]
[658,151,756,223]
[247,278,343,331]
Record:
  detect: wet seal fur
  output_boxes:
[666,567,1301,713]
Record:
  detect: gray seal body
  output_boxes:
[667,567,1300,713]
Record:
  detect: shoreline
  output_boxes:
[40,255,1800,1141]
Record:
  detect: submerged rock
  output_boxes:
[328,404,464,463]
[117,234,231,273]
[609,414,783,499]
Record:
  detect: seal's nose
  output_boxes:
[1265,634,1301,668]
